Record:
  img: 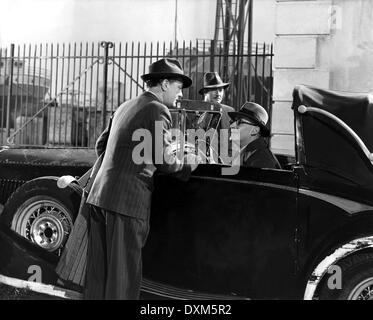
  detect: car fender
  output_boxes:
[304,235,373,300]
[30,175,83,193]
[0,175,83,228]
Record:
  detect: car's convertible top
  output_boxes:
[293,84,373,190]
[293,84,373,151]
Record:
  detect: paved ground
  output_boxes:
[0,283,62,300]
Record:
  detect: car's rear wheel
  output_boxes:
[0,177,82,256]
[347,276,373,300]
[318,252,373,300]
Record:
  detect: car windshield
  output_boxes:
[170,99,223,131]
[169,99,224,163]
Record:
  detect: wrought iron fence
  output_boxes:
[0,40,273,148]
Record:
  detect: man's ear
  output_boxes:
[251,126,260,136]
[160,79,168,92]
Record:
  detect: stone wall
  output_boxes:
[272,0,332,155]
[272,0,373,155]
[329,0,373,92]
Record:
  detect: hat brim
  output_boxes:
[141,73,192,89]
[228,111,270,137]
[198,83,230,95]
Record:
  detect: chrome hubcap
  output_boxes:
[30,213,65,250]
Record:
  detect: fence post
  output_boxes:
[100,41,113,129]
[210,39,215,71]
[247,0,253,104]
[6,44,15,138]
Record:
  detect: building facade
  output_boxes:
[272,0,373,155]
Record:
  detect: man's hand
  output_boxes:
[184,153,203,172]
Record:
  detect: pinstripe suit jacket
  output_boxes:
[86,91,191,219]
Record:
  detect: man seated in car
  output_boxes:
[196,72,235,162]
[199,72,234,130]
[228,102,281,169]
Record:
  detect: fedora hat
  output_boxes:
[141,58,192,88]
[199,72,230,95]
[228,102,270,137]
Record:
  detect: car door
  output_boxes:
[143,163,298,299]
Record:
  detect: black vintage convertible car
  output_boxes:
[0,85,373,300]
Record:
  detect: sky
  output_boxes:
[0,0,275,45]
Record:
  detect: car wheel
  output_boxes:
[318,252,373,300]
[0,177,82,256]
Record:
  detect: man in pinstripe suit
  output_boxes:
[84,58,198,299]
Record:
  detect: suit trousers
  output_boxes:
[83,205,149,300]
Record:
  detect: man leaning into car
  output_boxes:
[84,58,200,300]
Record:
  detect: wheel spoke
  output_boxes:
[35,207,41,218]
[367,286,373,297]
